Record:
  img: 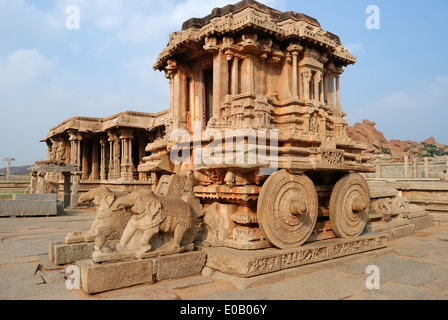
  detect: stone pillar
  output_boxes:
[81,139,89,181]
[314,72,321,103]
[70,172,81,209]
[120,129,133,181]
[69,132,82,169]
[231,56,239,96]
[62,172,71,208]
[100,137,107,181]
[325,63,335,108]
[3,158,15,181]
[197,69,206,131]
[37,172,46,194]
[287,43,302,99]
[335,74,341,110]
[413,158,418,178]
[113,135,121,180]
[29,172,38,194]
[301,70,312,101]
[319,72,325,104]
[292,52,299,98]
[404,156,409,178]
[424,157,429,178]
[107,131,114,180]
[213,50,228,119]
[376,159,382,178]
[91,137,100,181]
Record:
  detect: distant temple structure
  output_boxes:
[42,110,167,186]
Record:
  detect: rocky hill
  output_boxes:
[0,165,32,175]
[347,119,448,159]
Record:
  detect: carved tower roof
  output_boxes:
[153,0,356,71]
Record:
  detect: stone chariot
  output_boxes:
[141,0,376,251]
[50,0,387,294]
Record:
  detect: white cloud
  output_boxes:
[0,49,58,86]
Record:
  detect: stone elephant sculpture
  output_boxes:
[112,188,195,254]
[65,186,131,244]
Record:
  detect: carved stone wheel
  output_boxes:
[329,173,370,239]
[257,170,318,249]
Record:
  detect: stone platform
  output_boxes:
[203,233,387,279]
[71,233,386,295]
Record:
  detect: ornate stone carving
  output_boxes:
[65,186,131,244]
[92,189,196,262]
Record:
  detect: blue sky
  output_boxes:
[1,0,448,166]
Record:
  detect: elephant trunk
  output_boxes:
[112,195,134,212]
[78,192,94,205]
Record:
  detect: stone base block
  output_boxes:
[409,215,434,230]
[49,242,95,266]
[78,251,206,295]
[203,233,387,278]
[430,212,448,226]
[203,247,394,289]
[13,193,57,201]
[379,224,415,240]
[0,199,62,217]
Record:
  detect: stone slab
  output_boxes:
[369,187,399,199]
[430,213,448,225]
[203,247,394,290]
[78,251,206,295]
[409,215,434,230]
[379,224,415,240]
[203,233,388,278]
[13,194,57,201]
[0,199,61,217]
[49,242,95,266]
[0,263,40,279]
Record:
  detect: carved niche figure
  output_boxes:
[112,189,195,255]
[65,186,131,244]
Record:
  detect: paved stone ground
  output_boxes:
[1,208,448,300]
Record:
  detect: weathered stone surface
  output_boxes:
[78,251,206,295]
[65,186,130,244]
[0,199,60,217]
[49,242,95,265]
[13,193,57,201]
[0,263,39,279]
[409,215,434,230]
[92,189,198,263]
[156,251,206,281]
[369,187,399,199]
[204,234,387,278]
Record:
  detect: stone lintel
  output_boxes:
[203,234,387,278]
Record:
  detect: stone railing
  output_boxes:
[367,156,448,179]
